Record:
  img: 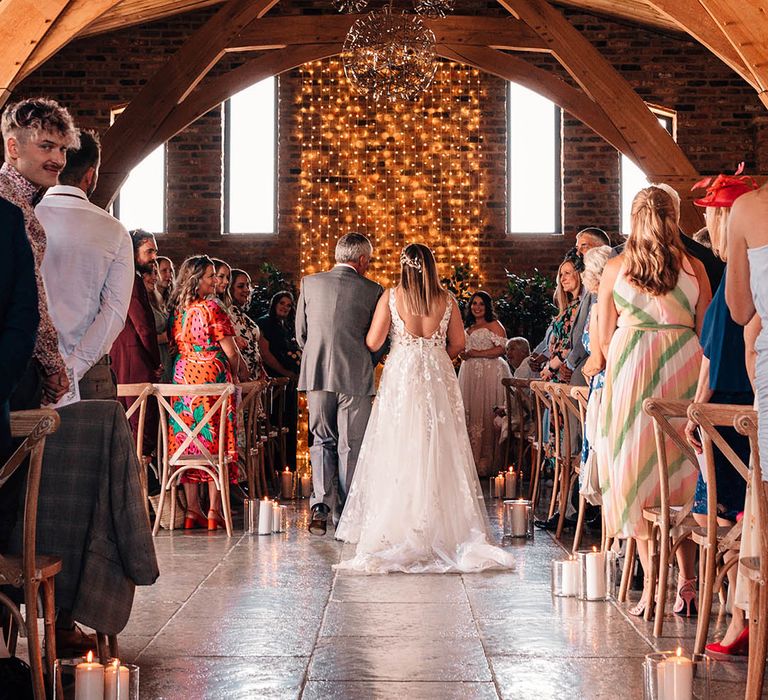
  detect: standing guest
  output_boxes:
[682,166,756,640]
[156,255,175,307]
[212,258,233,310]
[0,97,79,406]
[458,291,510,476]
[142,261,171,382]
[259,291,302,472]
[37,129,134,400]
[229,269,265,380]
[168,256,248,530]
[596,186,711,617]
[111,229,162,457]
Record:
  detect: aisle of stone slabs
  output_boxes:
[111,497,755,699]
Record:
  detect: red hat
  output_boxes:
[692,162,757,208]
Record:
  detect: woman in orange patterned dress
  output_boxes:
[168,255,249,530]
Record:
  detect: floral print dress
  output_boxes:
[548,299,580,382]
[169,298,238,483]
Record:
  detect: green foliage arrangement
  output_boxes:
[495,268,556,346]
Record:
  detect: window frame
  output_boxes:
[506,81,562,236]
[222,77,279,236]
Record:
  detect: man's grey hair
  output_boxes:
[335,232,373,264]
[506,337,530,354]
[582,245,613,292]
[650,182,681,224]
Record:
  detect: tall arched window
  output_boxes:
[224,77,277,234]
[508,82,561,234]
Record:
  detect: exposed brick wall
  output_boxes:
[13,5,764,292]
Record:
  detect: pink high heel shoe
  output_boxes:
[673,577,698,617]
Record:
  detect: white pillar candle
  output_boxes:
[74,651,104,700]
[300,474,312,498]
[258,497,272,535]
[511,501,528,536]
[585,547,607,600]
[505,469,517,499]
[280,468,293,499]
[272,501,281,532]
[657,649,694,700]
[104,659,130,700]
[561,557,580,596]
[493,475,503,498]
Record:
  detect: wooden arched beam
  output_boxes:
[0,0,71,106]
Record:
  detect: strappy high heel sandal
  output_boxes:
[673,577,698,617]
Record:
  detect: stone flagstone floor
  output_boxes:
[109,497,759,699]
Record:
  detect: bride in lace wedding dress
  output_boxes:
[334,244,514,574]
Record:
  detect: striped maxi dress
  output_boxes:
[596,263,702,540]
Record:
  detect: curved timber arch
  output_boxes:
[92,2,703,231]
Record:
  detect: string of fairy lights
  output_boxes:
[294,57,488,465]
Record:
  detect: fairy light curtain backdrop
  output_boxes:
[295,57,488,288]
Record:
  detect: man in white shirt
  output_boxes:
[38,130,133,399]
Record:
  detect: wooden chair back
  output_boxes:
[238,379,269,498]
[116,383,154,460]
[501,377,532,470]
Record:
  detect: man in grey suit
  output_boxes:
[296,233,384,535]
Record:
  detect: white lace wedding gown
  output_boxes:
[334,291,515,574]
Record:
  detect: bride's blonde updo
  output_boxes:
[398,243,445,317]
[624,186,686,296]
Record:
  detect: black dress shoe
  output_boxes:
[534,512,576,531]
[308,505,328,536]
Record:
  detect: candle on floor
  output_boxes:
[657,648,693,700]
[272,500,281,532]
[300,474,312,499]
[510,500,528,537]
[258,497,272,535]
[74,651,103,700]
[561,556,580,596]
[504,468,517,498]
[280,468,293,499]
[103,659,130,700]
[585,546,607,600]
[494,474,505,498]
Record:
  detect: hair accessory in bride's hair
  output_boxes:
[400,252,422,272]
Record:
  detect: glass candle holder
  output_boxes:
[502,499,533,541]
[53,656,139,700]
[576,548,617,601]
[644,651,711,700]
[243,498,257,534]
[551,556,581,597]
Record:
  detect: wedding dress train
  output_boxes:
[334,291,514,574]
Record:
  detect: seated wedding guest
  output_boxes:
[38,129,133,399]
[229,269,265,380]
[142,260,171,382]
[721,176,768,656]
[539,259,584,383]
[458,291,510,476]
[168,255,248,530]
[0,97,78,407]
[596,186,711,617]
[682,166,756,642]
[258,292,301,470]
[111,229,162,457]
[0,198,38,548]
[156,255,175,307]
[506,337,535,378]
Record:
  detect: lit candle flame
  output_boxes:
[676,647,683,657]
[112,659,120,668]
[86,650,93,663]
[592,546,598,553]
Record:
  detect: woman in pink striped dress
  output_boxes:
[596,186,711,616]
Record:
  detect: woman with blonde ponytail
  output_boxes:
[335,243,514,574]
[595,186,711,617]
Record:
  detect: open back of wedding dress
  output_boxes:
[334,290,515,574]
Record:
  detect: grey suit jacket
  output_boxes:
[296,266,383,396]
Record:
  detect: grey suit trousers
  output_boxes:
[308,390,372,514]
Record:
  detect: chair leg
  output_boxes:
[40,578,58,697]
[529,444,542,506]
[694,543,717,655]
[23,580,46,700]
[555,464,572,540]
[619,538,636,603]
[547,457,560,521]
[108,634,119,659]
[96,632,108,661]
[644,530,659,622]
[653,532,671,637]
[600,511,608,552]
[220,471,233,537]
[572,495,587,553]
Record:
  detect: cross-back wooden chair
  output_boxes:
[501,377,533,475]
[153,383,237,536]
[569,385,592,552]
[528,379,552,508]
[116,382,154,518]
[687,402,750,654]
[640,397,698,631]
[530,380,558,516]
[0,409,60,700]
[733,410,768,700]
[238,379,269,499]
[269,377,291,478]
[551,383,581,541]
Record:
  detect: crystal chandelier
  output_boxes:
[342,3,438,102]
[412,0,454,18]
